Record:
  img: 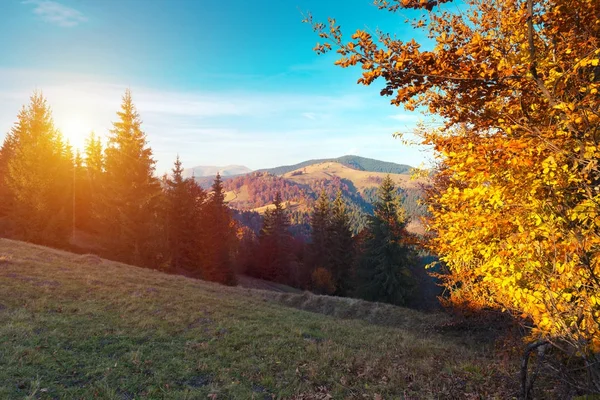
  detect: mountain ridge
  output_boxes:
[257,155,413,176]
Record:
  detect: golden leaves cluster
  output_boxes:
[309,0,600,352]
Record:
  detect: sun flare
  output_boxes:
[58,116,90,149]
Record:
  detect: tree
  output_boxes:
[309,190,331,272]
[72,149,90,232]
[308,0,600,375]
[100,89,162,265]
[328,190,355,295]
[257,192,292,282]
[165,156,206,275]
[356,175,416,305]
[4,93,73,245]
[203,173,237,285]
[0,129,18,221]
[81,131,104,232]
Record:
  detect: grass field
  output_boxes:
[0,238,536,399]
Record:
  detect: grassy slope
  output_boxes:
[0,239,518,399]
[226,162,427,234]
[282,162,421,191]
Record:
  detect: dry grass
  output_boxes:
[0,238,551,399]
[282,162,424,191]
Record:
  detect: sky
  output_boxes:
[0,0,440,174]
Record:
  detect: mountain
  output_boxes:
[258,155,413,176]
[183,164,252,179]
[223,160,427,236]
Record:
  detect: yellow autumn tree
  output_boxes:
[307,0,600,365]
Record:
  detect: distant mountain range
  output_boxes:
[214,156,426,236]
[183,155,425,235]
[191,155,414,185]
[258,155,413,176]
[183,165,252,179]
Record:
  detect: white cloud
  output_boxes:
[23,0,88,27]
[0,68,433,173]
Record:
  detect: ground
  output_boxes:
[0,238,546,399]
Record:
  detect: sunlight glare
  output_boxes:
[57,115,90,150]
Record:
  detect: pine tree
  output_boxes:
[84,132,103,183]
[83,131,104,232]
[165,156,206,274]
[310,190,331,270]
[0,128,18,221]
[72,149,89,232]
[328,190,355,296]
[356,175,416,306]
[203,173,236,285]
[4,93,73,245]
[258,192,292,282]
[100,89,161,265]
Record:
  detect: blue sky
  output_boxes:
[0,0,438,174]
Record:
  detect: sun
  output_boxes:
[58,116,91,150]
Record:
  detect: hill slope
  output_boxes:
[224,161,427,235]
[0,239,523,398]
[258,155,413,176]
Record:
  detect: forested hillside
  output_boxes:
[257,155,413,176]
[222,162,426,235]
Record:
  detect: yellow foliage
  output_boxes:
[308,0,600,354]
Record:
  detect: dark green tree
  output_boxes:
[4,93,73,245]
[356,175,416,306]
[100,89,162,265]
[165,156,207,274]
[203,173,237,285]
[258,192,292,282]
[309,190,331,270]
[328,190,355,296]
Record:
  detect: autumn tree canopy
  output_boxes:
[308,0,600,355]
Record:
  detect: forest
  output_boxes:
[0,90,427,307]
[1,0,599,396]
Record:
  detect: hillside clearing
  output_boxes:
[282,162,422,191]
[0,239,536,399]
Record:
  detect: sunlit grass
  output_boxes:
[0,238,526,398]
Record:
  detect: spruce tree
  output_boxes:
[4,93,73,245]
[83,131,104,232]
[72,149,88,232]
[0,129,18,221]
[100,89,161,265]
[258,192,292,282]
[310,190,331,271]
[356,175,416,306]
[328,190,355,296]
[203,173,236,285]
[165,156,206,274]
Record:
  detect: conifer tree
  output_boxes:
[100,89,161,265]
[356,175,416,306]
[83,132,104,232]
[203,173,236,285]
[328,190,355,296]
[0,129,18,221]
[72,150,88,232]
[310,190,331,271]
[165,156,206,274]
[4,93,73,245]
[258,192,292,282]
[84,132,103,183]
